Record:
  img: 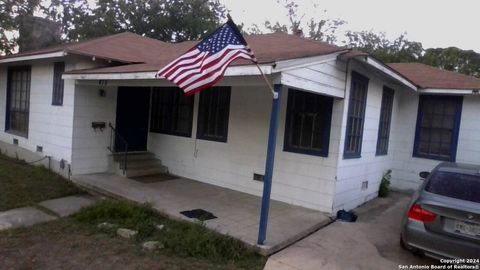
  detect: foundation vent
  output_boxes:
[361,181,369,190]
[36,146,43,153]
[253,173,265,182]
[13,138,18,145]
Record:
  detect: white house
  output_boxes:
[0,32,479,214]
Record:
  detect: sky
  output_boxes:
[220,0,480,52]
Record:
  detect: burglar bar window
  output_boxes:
[150,87,194,137]
[197,87,231,142]
[376,87,394,155]
[52,62,65,105]
[413,95,463,161]
[283,89,333,157]
[344,71,369,159]
[6,66,31,137]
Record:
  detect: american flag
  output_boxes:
[156,19,257,95]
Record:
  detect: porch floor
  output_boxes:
[72,173,331,255]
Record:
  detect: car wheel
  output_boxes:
[400,235,424,257]
[400,235,409,250]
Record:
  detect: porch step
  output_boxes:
[112,151,168,178]
[112,152,155,162]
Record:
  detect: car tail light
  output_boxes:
[408,204,437,223]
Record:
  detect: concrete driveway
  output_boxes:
[265,192,437,270]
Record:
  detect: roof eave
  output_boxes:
[0,51,66,64]
[419,88,480,95]
[357,56,418,91]
[62,64,274,80]
[65,49,142,64]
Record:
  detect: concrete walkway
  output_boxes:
[73,173,331,255]
[0,196,96,231]
[265,192,436,270]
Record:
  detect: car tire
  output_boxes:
[400,235,424,257]
[400,235,409,250]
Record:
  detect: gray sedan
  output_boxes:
[401,162,480,259]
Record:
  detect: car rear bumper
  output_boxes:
[402,219,480,259]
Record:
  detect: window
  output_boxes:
[52,62,65,105]
[283,89,333,156]
[344,71,369,158]
[413,95,462,161]
[150,87,194,137]
[6,66,31,137]
[376,87,394,155]
[425,171,480,203]
[197,87,231,142]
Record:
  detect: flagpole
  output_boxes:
[255,63,278,99]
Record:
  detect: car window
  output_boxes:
[425,171,480,203]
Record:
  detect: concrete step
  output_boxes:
[118,159,163,170]
[124,166,168,178]
[112,151,168,178]
[112,152,155,162]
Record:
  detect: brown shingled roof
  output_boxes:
[2,32,346,73]
[388,63,480,90]
[0,32,170,63]
[68,32,346,74]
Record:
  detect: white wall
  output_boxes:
[71,85,117,175]
[0,55,108,173]
[148,84,342,212]
[148,59,348,212]
[390,93,480,191]
[332,61,409,212]
[0,60,74,164]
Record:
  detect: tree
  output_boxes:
[52,0,227,43]
[247,0,345,44]
[344,30,424,63]
[422,47,480,77]
[307,17,345,44]
[0,0,42,54]
[0,0,227,55]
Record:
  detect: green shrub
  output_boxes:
[379,170,392,197]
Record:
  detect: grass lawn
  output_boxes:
[0,155,82,211]
[0,155,266,269]
[0,200,267,270]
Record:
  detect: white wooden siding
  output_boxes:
[332,61,406,212]
[71,85,117,174]
[148,84,341,212]
[281,61,347,98]
[390,93,480,191]
[0,61,74,162]
[0,55,108,167]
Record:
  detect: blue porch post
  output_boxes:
[257,84,282,245]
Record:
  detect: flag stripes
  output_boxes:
[156,20,257,95]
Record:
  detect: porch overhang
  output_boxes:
[418,88,480,95]
[64,51,350,99]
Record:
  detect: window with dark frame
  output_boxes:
[197,87,231,142]
[283,89,333,157]
[344,71,369,159]
[6,66,31,137]
[52,62,65,105]
[150,87,194,137]
[413,95,463,161]
[376,87,394,156]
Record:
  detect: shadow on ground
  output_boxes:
[265,192,437,270]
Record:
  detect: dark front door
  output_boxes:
[115,87,150,152]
